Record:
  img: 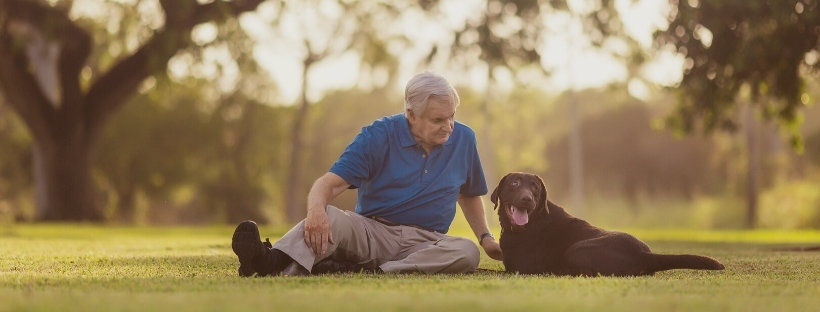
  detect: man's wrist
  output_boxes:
[307,203,328,214]
[478,232,494,245]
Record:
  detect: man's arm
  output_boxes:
[458,194,503,261]
[304,172,351,256]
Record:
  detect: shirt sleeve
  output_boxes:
[329,122,387,189]
[459,130,488,196]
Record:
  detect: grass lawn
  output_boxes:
[1,224,819,312]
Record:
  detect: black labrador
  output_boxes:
[492,172,725,276]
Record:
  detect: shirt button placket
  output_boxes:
[422,150,429,176]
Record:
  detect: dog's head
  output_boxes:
[491,172,549,231]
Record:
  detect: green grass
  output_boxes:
[1,224,819,312]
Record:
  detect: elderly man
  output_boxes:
[231,71,502,276]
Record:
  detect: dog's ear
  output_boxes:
[490,174,509,210]
[537,175,549,215]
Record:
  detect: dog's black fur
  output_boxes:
[492,172,725,276]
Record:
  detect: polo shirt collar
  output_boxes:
[397,115,417,147]
[397,114,454,148]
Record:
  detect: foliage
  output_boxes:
[96,80,218,222]
[0,102,32,220]
[691,194,749,229]
[1,225,819,312]
[447,0,544,74]
[655,0,820,146]
[0,0,266,221]
[95,79,293,224]
[545,89,721,201]
[483,87,557,175]
[301,89,399,211]
[6,78,820,227]
[759,179,820,229]
[2,0,820,228]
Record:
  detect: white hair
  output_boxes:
[404,71,460,116]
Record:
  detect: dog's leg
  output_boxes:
[564,234,652,276]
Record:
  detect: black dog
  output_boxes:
[492,172,725,276]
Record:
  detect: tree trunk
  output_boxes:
[480,66,498,227]
[117,189,136,223]
[285,61,312,223]
[480,69,497,188]
[33,130,101,221]
[225,103,267,223]
[568,91,584,217]
[744,101,760,229]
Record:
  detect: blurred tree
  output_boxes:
[655,0,820,228]
[440,0,634,217]
[656,0,819,136]
[0,0,265,221]
[0,100,33,220]
[95,14,285,224]
[445,0,547,187]
[202,97,289,224]
[545,90,721,204]
[96,80,218,223]
[203,19,288,224]
[271,0,429,222]
[273,0,363,222]
[304,89,397,212]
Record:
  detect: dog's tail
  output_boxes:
[645,253,725,273]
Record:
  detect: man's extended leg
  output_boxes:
[233,207,480,275]
[379,230,480,274]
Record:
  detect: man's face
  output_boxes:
[407,97,456,151]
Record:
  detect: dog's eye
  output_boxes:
[511,180,520,187]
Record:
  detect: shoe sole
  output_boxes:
[232,220,263,277]
[281,261,310,276]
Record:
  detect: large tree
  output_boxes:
[655,0,819,227]
[0,0,265,221]
[656,0,819,136]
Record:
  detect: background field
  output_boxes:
[1,224,818,312]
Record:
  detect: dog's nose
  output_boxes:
[521,195,533,203]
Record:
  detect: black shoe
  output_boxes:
[231,220,266,277]
[312,258,382,274]
[255,240,293,277]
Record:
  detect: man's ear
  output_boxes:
[490,174,509,210]
[406,108,416,122]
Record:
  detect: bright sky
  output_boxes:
[69,0,684,104]
[239,0,684,104]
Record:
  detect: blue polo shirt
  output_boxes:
[329,113,487,233]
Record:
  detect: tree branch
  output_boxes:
[56,9,91,110]
[0,0,93,143]
[0,3,58,144]
[85,0,265,137]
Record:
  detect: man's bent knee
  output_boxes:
[324,205,356,230]
[445,237,480,272]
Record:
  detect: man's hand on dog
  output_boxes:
[482,239,503,261]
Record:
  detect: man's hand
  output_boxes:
[303,172,349,256]
[481,238,503,261]
[304,208,334,256]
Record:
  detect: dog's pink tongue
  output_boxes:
[510,206,529,226]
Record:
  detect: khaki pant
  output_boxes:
[272,206,480,274]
